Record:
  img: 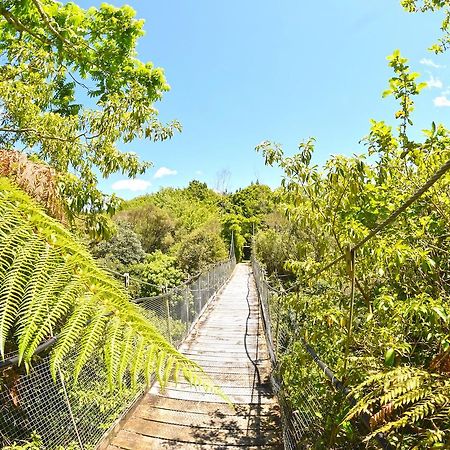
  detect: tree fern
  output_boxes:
[0,177,210,391]
[23,276,83,361]
[72,310,109,383]
[344,366,450,447]
[18,261,75,361]
[116,326,134,389]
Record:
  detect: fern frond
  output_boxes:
[144,344,157,384]
[23,276,83,361]
[0,236,41,356]
[104,316,123,389]
[0,177,219,396]
[346,366,450,447]
[50,297,96,379]
[130,334,145,387]
[155,350,167,387]
[16,243,58,363]
[117,325,134,389]
[73,309,109,383]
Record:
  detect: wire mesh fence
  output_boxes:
[252,256,344,450]
[0,258,236,449]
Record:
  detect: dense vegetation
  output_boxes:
[252,9,450,449]
[92,180,275,298]
[0,0,181,239]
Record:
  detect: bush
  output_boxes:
[174,222,228,274]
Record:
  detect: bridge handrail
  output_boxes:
[252,255,392,449]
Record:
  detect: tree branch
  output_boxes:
[0,127,74,143]
[31,0,96,54]
[0,5,51,45]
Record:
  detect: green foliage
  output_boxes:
[132,251,186,296]
[3,433,43,450]
[0,0,181,238]
[91,223,146,266]
[174,222,228,274]
[117,180,274,269]
[221,214,246,262]
[401,0,450,53]
[115,204,175,253]
[256,50,450,448]
[231,183,274,220]
[117,183,231,276]
[254,229,296,275]
[0,177,206,390]
[346,367,450,448]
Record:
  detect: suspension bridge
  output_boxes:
[100,263,282,449]
[3,156,450,449]
[0,258,290,450]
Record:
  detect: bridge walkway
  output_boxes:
[102,263,282,449]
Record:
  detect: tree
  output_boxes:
[185,180,220,203]
[175,222,228,274]
[91,222,146,266]
[132,251,186,296]
[256,50,450,447]
[115,204,175,253]
[231,183,274,220]
[0,0,181,237]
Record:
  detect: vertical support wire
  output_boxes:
[343,247,356,379]
[58,367,84,450]
[275,291,281,358]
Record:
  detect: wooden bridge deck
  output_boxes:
[102,263,282,449]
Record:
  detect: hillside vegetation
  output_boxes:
[91,180,275,297]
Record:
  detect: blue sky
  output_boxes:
[78,0,449,198]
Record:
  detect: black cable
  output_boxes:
[243,268,263,441]
[244,270,261,385]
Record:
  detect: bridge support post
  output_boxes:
[164,287,172,345]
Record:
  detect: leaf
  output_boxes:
[385,348,396,367]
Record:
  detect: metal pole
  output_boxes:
[164,286,172,344]
[185,285,190,325]
[123,272,130,288]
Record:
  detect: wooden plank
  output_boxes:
[132,404,281,431]
[104,263,282,449]
[138,395,279,417]
[111,430,281,449]
[122,417,282,446]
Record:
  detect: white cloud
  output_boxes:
[434,95,450,107]
[420,58,444,69]
[195,170,203,175]
[426,74,443,89]
[111,178,151,192]
[154,166,178,179]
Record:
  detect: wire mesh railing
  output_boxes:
[0,257,236,449]
[252,256,320,449]
[250,156,450,449]
[252,255,390,450]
